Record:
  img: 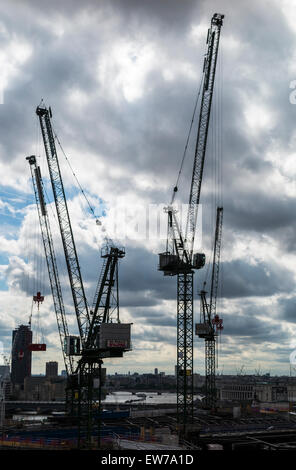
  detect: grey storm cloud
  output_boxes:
[222,314,286,343]
[119,246,176,301]
[129,307,176,328]
[119,291,159,308]
[132,329,176,346]
[221,259,295,298]
[277,297,296,323]
[224,195,296,234]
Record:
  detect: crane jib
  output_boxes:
[159,13,224,274]
[186,15,223,258]
[27,155,74,376]
[34,167,46,217]
[36,106,90,345]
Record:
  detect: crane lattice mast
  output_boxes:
[87,245,125,348]
[158,13,224,434]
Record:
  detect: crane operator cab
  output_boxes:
[64,324,132,359]
[158,252,205,276]
[64,336,80,356]
[95,323,132,358]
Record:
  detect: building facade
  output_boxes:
[11,325,32,388]
[46,361,58,378]
[219,383,254,402]
[24,376,67,401]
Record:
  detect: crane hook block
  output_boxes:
[33,291,44,309]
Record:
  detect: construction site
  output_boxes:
[1,2,296,459]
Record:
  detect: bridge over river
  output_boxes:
[5,401,66,414]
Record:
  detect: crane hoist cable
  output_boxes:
[54,132,98,221]
[170,75,204,205]
[37,100,116,250]
[30,294,46,347]
[52,126,116,248]
[201,44,223,296]
[36,100,98,224]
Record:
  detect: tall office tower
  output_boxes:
[45,361,58,378]
[11,325,32,387]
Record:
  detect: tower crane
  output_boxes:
[158,13,224,434]
[26,155,75,409]
[33,105,131,448]
[196,207,224,409]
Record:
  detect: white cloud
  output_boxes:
[0,38,32,101]
[97,39,156,103]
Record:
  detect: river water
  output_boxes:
[12,392,204,421]
[103,391,203,405]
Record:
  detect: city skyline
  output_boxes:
[0,0,296,377]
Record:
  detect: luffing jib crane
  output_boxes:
[29,105,131,448]
[26,155,74,379]
[158,13,224,434]
[27,155,77,415]
[196,207,224,409]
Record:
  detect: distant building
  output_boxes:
[24,376,45,400]
[46,361,58,378]
[288,384,296,403]
[193,373,204,388]
[219,382,254,402]
[0,365,11,400]
[0,365,10,378]
[154,368,158,375]
[24,375,67,401]
[216,375,296,403]
[11,325,32,388]
[61,370,67,377]
[254,383,288,402]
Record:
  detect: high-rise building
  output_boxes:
[45,361,58,378]
[154,368,158,375]
[0,365,10,378]
[11,325,32,387]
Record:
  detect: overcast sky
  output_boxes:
[0,0,296,377]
